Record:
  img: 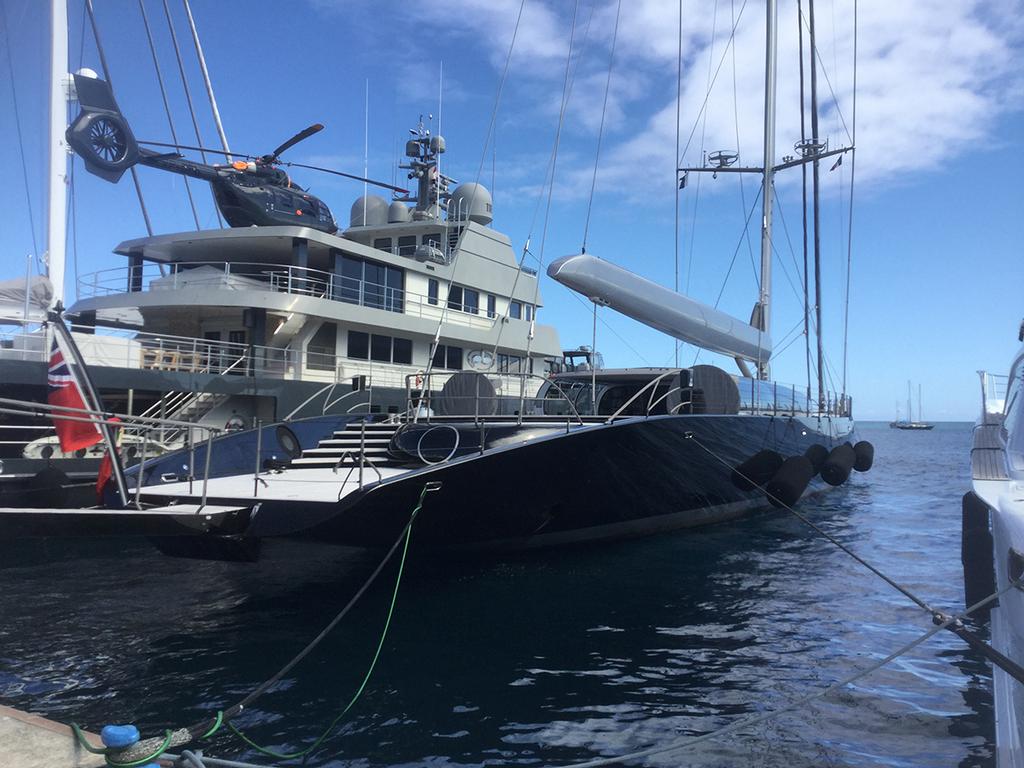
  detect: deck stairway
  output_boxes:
[290,420,403,469]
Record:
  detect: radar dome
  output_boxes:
[350,195,389,227]
[449,183,493,225]
[388,202,412,223]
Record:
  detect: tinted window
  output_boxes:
[393,337,412,364]
[447,286,463,311]
[397,236,417,256]
[446,346,463,370]
[370,334,392,362]
[373,237,392,252]
[487,294,496,318]
[510,301,522,319]
[428,279,439,306]
[463,289,479,314]
[348,330,369,359]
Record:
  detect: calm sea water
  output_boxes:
[0,422,995,767]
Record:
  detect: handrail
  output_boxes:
[405,371,586,426]
[606,369,679,423]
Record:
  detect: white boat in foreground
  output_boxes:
[966,325,1024,767]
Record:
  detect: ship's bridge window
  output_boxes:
[338,254,404,313]
[509,301,534,321]
[447,285,479,315]
[397,236,417,256]
[424,232,443,251]
[428,279,439,306]
[373,237,393,253]
[498,354,533,374]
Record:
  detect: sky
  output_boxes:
[1,0,1022,420]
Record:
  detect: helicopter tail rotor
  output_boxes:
[65,74,140,183]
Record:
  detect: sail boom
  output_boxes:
[548,254,772,364]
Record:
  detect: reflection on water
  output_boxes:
[0,423,994,766]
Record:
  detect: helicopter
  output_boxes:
[65,73,407,235]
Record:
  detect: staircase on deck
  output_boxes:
[291,420,403,469]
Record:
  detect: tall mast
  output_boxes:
[907,380,912,423]
[808,0,824,407]
[46,0,68,307]
[918,382,922,421]
[758,0,778,380]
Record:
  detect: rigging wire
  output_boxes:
[684,0,719,301]
[676,0,749,165]
[160,0,223,227]
[841,0,858,397]
[580,0,621,254]
[137,0,201,231]
[1,0,41,262]
[729,0,758,286]
[797,6,852,143]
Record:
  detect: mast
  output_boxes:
[46,0,68,307]
[906,380,912,424]
[918,382,922,421]
[758,0,778,380]
[808,0,824,408]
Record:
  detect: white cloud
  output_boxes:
[318,0,1022,196]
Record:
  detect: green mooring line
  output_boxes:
[225,518,415,761]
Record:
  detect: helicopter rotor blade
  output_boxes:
[138,140,254,161]
[269,124,324,161]
[284,162,409,194]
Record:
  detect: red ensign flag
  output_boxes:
[47,336,102,452]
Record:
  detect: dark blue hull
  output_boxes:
[232,414,857,552]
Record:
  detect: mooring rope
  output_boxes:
[687,432,936,613]
[549,579,1018,768]
[72,481,440,767]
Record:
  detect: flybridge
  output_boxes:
[548,254,771,365]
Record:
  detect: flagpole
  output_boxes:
[49,311,130,504]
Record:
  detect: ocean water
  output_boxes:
[0,422,996,767]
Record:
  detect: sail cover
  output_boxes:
[0,276,54,323]
[547,254,771,363]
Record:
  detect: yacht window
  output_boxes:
[525,304,534,322]
[487,294,496,318]
[447,286,464,312]
[338,254,404,313]
[463,289,480,314]
[432,344,464,370]
[373,237,392,253]
[370,334,392,362]
[347,330,369,360]
[393,337,412,364]
[397,236,417,256]
[498,354,524,373]
[510,301,522,319]
[428,279,439,306]
[424,232,443,251]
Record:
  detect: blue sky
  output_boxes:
[1,0,1022,420]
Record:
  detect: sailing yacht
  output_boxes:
[890,380,935,430]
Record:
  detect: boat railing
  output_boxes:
[978,371,1009,417]
[0,396,223,508]
[77,261,498,331]
[405,371,587,427]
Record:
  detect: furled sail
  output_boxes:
[547,254,771,363]
[0,276,54,323]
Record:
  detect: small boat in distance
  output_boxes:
[890,380,934,430]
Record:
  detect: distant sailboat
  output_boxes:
[890,381,934,430]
